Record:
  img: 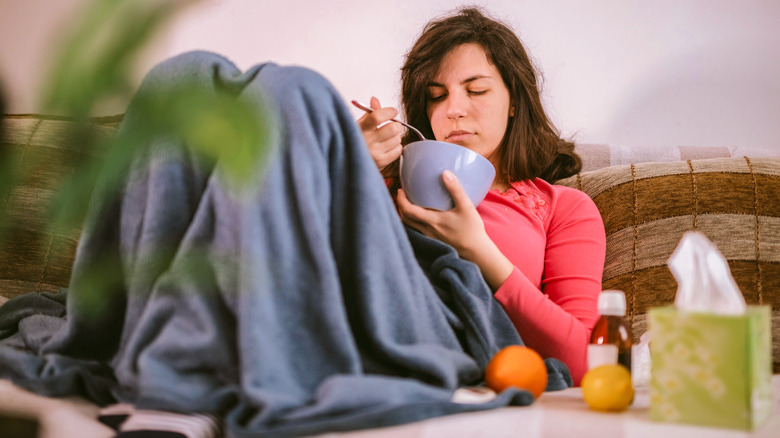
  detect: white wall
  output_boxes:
[2,0,779,150]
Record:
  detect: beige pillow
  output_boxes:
[556,156,780,372]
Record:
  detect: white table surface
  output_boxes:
[316,376,780,438]
[1,376,778,438]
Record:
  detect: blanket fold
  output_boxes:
[0,51,570,437]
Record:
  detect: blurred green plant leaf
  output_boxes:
[1,0,273,315]
[47,85,272,232]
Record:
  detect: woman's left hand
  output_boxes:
[397,170,514,289]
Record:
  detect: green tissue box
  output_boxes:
[648,305,772,430]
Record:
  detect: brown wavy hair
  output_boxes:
[384,7,581,190]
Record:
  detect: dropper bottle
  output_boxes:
[588,290,633,373]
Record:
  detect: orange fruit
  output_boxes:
[484,345,548,398]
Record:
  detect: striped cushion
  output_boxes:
[0,115,119,299]
[556,156,780,372]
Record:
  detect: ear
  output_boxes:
[509,105,515,117]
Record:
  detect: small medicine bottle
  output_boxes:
[588,290,633,373]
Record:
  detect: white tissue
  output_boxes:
[631,331,652,387]
[668,231,746,315]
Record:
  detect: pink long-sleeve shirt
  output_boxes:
[477,178,606,385]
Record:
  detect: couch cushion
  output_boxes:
[556,156,780,372]
[0,115,119,300]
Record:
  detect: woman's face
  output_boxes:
[427,43,512,166]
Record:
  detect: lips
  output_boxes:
[446,130,474,142]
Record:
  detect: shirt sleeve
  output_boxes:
[493,187,606,385]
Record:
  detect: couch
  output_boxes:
[1,113,778,376]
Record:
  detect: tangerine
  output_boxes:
[484,345,548,398]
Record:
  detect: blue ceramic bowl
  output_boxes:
[400,140,496,210]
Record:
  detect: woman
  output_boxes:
[358,8,606,385]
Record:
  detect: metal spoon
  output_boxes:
[351,100,426,141]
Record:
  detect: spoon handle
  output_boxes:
[351,100,425,141]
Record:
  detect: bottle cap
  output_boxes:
[598,290,626,316]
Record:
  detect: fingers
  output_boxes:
[398,171,472,219]
[363,118,402,158]
[397,173,464,226]
[396,188,418,218]
[398,175,488,263]
[357,97,403,170]
[396,189,430,229]
[357,97,399,131]
[365,118,403,142]
[373,143,403,170]
[370,96,381,110]
[441,170,474,209]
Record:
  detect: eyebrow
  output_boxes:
[427,75,491,87]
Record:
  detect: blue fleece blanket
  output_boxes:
[0,51,570,437]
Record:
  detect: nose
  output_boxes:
[445,93,467,119]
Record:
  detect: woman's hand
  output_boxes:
[357,97,404,171]
[397,170,514,289]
